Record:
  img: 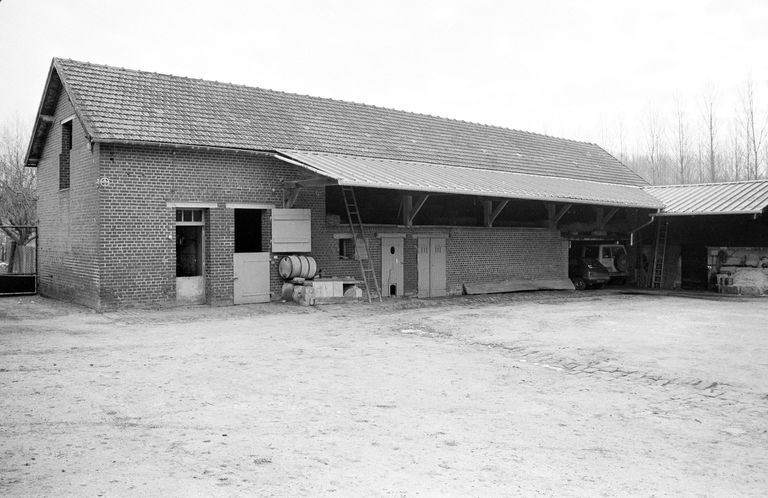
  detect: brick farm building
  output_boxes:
[25,58,664,310]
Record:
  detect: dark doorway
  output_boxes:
[681,244,708,289]
[235,209,262,253]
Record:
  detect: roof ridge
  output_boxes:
[647,179,768,189]
[53,57,604,148]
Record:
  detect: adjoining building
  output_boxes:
[25,58,665,309]
[641,181,768,294]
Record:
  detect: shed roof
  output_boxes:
[277,150,663,208]
[644,180,768,216]
[26,58,648,189]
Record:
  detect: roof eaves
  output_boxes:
[24,61,58,167]
[52,58,99,143]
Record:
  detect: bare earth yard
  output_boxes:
[1,291,767,496]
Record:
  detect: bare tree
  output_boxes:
[645,104,665,184]
[702,88,718,182]
[673,97,688,183]
[740,80,768,179]
[0,118,37,270]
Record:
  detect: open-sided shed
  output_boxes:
[641,180,768,292]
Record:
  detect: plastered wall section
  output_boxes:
[35,90,100,307]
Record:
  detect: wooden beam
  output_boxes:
[603,207,620,226]
[39,115,55,123]
[283,187,300,208]
[490,200,509,226]
[484,200,509,227]
[283,176,334,188]
[408,194,429,226]
[401,195,412,226]
[545,202,571,229]
[402,194,429,227]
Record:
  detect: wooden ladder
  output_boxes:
[341,186,382,303]
[650,217,669,289]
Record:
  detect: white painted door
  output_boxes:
[381,237,404,297]
[234,252,271,304]
[417,238,447,298]
[429,238,447,297]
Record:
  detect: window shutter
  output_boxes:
[271,209,311,252]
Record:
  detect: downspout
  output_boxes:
[629,210,660,246]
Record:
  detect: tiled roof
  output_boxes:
[29,58,648,187]
[277,150,663,208]
[645,180,768,216]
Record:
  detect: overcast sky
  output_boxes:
[1,0,767,150]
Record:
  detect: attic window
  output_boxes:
[59,120,72,190]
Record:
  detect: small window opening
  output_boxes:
[339,238,355,259]
[390,246,396,254]
[59,120,72,190]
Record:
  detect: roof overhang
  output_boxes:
[644,180,768,217]
[274,149,663,209]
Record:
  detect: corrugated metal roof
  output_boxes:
[644,180,768,216]
[277,150,663,208]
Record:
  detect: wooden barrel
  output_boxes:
[278,255,317,280]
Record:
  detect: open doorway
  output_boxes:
[176,209,205,304]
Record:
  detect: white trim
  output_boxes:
[60,114,75,124]
[225,202,275,210]
[411,231,450,239]
[375,232,407,239]
[167,201,218,208]
[332,233,353,239]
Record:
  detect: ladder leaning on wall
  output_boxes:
[340,186,382,303]
[650,217,669,289]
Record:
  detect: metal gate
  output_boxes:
[0,226,37,296]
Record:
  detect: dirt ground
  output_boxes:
[1,290,767,497]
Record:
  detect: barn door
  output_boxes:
[233,209,270,304]
[417,237,446,298]
[234,252,270,304]
[381,237,404,297]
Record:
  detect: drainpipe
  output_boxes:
[629,210,660,246]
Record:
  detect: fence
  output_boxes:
[0,226,37,295]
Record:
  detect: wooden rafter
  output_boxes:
[545,202,572,229]
[402,194,430,227]
[483,199,509,227]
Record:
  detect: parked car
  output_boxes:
[569,257,610,290]
[570,243,628,283]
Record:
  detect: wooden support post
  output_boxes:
[483,200,492,227]
[484,199,509,227]
[545,202,571,229]
[403,194,429,227]
[283,187,300,208]
[402,195,412,226]
[595,207,604,229]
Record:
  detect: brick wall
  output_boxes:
[97,144,315,309]
[36,90,100,308]
[37,94,568,308]
[314,223,568,297]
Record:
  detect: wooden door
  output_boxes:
[418,237,446,298]
[381,237,404,297]
[429,237,447,297]
[234,252,271,304]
